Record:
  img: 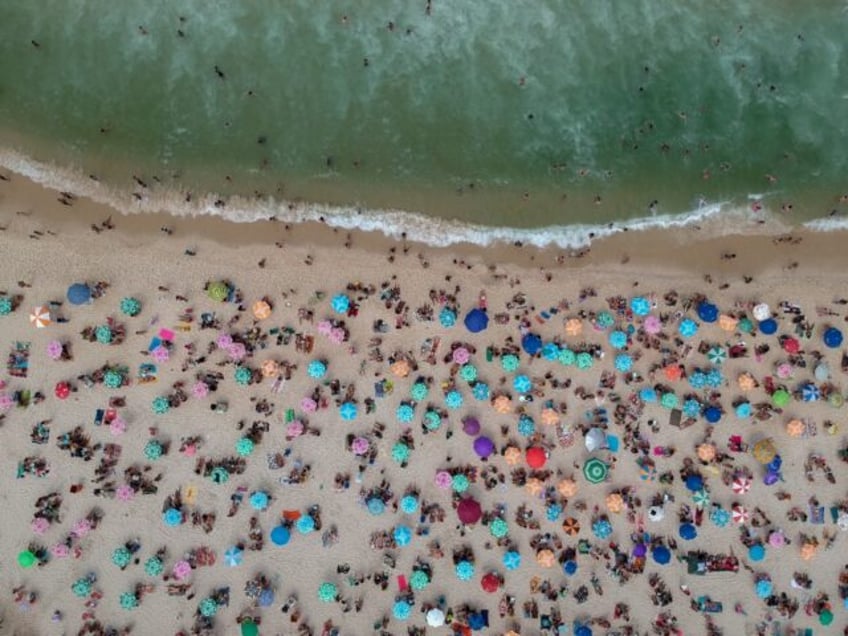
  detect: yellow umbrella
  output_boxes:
[785,419,805,437]
[536,549,556,568]
[540,408,560,426]
[493,395,512,414]
[557,478,578,497]
[252,300,272,320]
[565,318,582,336]
[697,443,716,462]
[503,446,522,466]
[719,314,738,331]
[525,478,543,496]
[605,492,624,513]
[261,359,279,378]
[737,373,756,391]
[29,305,51,328]
[390,359,410,378]
[752,438,776,464]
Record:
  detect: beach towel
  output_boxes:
[7,341,30,378]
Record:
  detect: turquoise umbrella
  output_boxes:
[517,415,535,437]
[609,331,628,349]
[393,600,412,620]
[692,489,710,508]
[339,401,358,420]
[455,560,475,580]
[112,547,132,568]
[710,507,730,527]
[393,525,412,546]
[144,556,164,576]
[501,354,520,372]
[120,297,142,316]
[104,369,123,388]
[72,577,92,597]
[396,403,415,422]
[542,342,560,360]
[331,294,350,313]
[199,597,218,617]
[210,466,229,483]
[410,569,430,590]
[707,346,727,364]
[144,440,163,460]
[235,366,252,385]
[0,296,13,315]
[576,352,593,369]
[392,443,410,463]
[119,592,138,610]
[452,474,470,493]
[236,437,255,456]
[558,348,576,366]
[439,307,456,327]
[424,410,441,430]
[513,375,532,393]
[503,551,521,570]
[250,491,269,510]
[631,296,651,316]
[596,311,615,328]
[460,364,478,382]
[410,383,428,400]
[95,325,113,344]
[472,382,490,400]
[367,498,385,515]
[151,396,170,414]
[318,582,337,602]
[307,360,327,378]
[592,519,612,539]
[296,515,315,534]
[490,518,509,538]
[660,392,678,409]
[679,319,698,338]
[615,354,632,372]
[445,390,463,409]
[163,507,182,526]
[400,495,419,514]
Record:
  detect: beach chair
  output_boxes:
[669,409,682,428]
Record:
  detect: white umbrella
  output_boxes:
[647,506,665,522]
[584,427,607,452]
[814,364,830,382]
[426,608,445,627]
[753,303,770,321]
[29,305,51,328]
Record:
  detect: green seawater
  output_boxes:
[0,1,847,234]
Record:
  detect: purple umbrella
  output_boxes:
[473,436,495,459]
[463,417,481,436]
[632,543,647,558]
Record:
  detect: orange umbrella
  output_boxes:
[261,359,279,378]
[29,305,51,328]
[525,478,543,496]
[252,300,272,320]
[664,364,683,381]
[785,419,805,437]
[719,314,738,331]
[605,492,624,513]
[737,373,756,391]
[390,359,410,378]
[493,395,512,414]
[696,443,716,462]
[536,549,556,568]
[503,446,522,466]
[561,517,580,535]
[557,478,578,497]
[540,408,560,426]
[565,318,582,336]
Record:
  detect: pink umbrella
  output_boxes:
[109,417,127,436]
[452,347,470,364]
[317,320,333,336]
[0,394,14,410]
[329,327,346,344]
[351,437,370,455]
[72,519,92,537]
[116,484,135,502]
[732,475,751,495]
[182,444,196,457]
[192,381,209,399]
[46,340,64,360]
[434,471,453,489]
[31,517,50,535]
[768,531,785,547]
[172,560,192,580]
[51,543,70,558]
[644,315,662,334]
[227,342,246,361]
[286,421,304,438]
[731,504,750,524]
[151,345,170,363]
[301,397,318,413]
[217,333,233,348]
[775,363,793,380]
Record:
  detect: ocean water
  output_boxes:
[1,1,847,246]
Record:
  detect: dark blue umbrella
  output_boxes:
[697,302,718,323]
[703,406,721,424]
[67,283,91,305]
[563,560,577,575]
[468,611,488,630]
[521,333,542,355]
[464,309,489,333]
[575,627,593,636]
[652,545,671,564]
[824,327,843,349]
[759,318,777,335]
[679,523,697,540]
[685,474,704,491]
[270,526,290,546]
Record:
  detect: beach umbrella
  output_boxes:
[685,474,703,492]
[46,339,64,360]
[615,354,633,372]
[426,608,446,627]
[605,493,624,513]
[707,346,726,365]
[592,519,612,539]
[209,466,229,484]
[660,392,678,409]
[163,507,182,526]
[455,560,475,580]
[753,303,770,321]
[679,319,698,338]
[469,382,488,401]
[339,401,358,421]
[526,446,546,468]
[445,390,463,409]
[735,402,752,418]
[517,415,536,437]
[53,380,71,400]
[390,359,411,378]
[738,373,756,391]
[207,281,229,302]
[814,363,830,381]
[144,556,164,576]
[609,330,627,349]
[562,517,580,535]
[503,446,522,466]
[584,427,607,452]
[801,384,819,402]
[536,549,556,568]
[17,550,36,568]
[639,387,657,402]
[731,504,749,524]
[223,545,244,567]
[270,525,290,546]
[631,296,651,316]
[697,443,716,462]
[410,570,430,590]
[501,354,520,372]
[199,597,219,617]
[67,283,92,305]
[710,507,730,527]
[119,592,139,610]
[652,545,671,565]
[489,518,509,538]
[296,515,315,534]
[459,416,480,436]
[703,406,722,424]
[392,600,412,621]
[732,475,751,494]
[513,374,532,393]
[252,300,272,320]
[521,333,542,355]
[331,294,350,314]
[644,315,662,334]
[393,525,412,547]
[112,547,132,568]
[719,315,738,331]
[400,494,419,514]
[679,523,697,540]
[304,360,326,379]
[752,439,776,464]
[29,305,51,328]
[596,311,615,328]
[473,436,495,459]
[771,389,790,408]
[558,348,576,366]
[452,347,471,364]
[120,296,141,316]
[249,491,269,511]
[682,398,701,418]
[824,327,843,348]
[481,572,501,593]
[737,316,754,333]
[503,550,521,570]
[0,296,13,315]
[755,579,772,599]
[697,302,718,323]
[257,587,275,607]
[493,395,512,414]
[151,396,170,414]
[583,458,608,484]
[542,342,560,360]
[575,627,593,636]
[557,478,578,499]
[72,577,93,597]
[563,560,578,575]
[367,498,386,515]
[393,403,414,424]
[759,318,777,335]
[434,470,453,489]
[318,582,337,603]
[464,308,488,333]
[538,409,559,428]
[546,502,563,521]
[820,609,834,626]
[749,544,765,562]
[459,364,478,382]
[575,352,594,369]
[235,437,254,457]
[439,307,456,327]
[781,336,800,354]
[392,442,411,463]
[829,392,844,408]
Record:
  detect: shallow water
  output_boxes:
[0,1,846,237]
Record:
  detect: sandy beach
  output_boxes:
[1,171,847,636]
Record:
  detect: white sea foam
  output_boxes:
[0,147,798,249]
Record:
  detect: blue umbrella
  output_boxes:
[756,579,773,598]
[710,507,730,527]
[464,309,489,333]
[517,415,535,437]
[824,327,843,348]
[683,399,701,418]
[703,406,722,423]
[393,525,412,546]
[445,390,463,409]
[685,474,704,491]
[631,296,651,316]
[688,372,706,389]
[400,495,419,514]
[258,587,275,607]
[748,544,765,562]
[679,319,698,338]
[513,375,532,393]
[396,403,414,422]
[439,307,456,328]
[270,526,290,546]
[339,401,358,421]
[521,333,542,355]
[541,342,560,360]
[249,491,269,510]
[609,330,627,349]
[615,354,632,372]
[502,551,521,570]
[163,508,182,527]
[640,387,657,402]
[575,627,592,636]
[759,318,777,335]
[546,503,563,521]
[592,519,612,539]
[331,294,350,313]
[393,600,412,621]
[468,612,488,631]
[679,523,697,540]
[455,560,474,580]
[367,498,385,515]
[801,384,820,402]
[223,546,244,567]
[652,545,671,565]
[697,302,719,323]
[296,515,316,534]
[472,382,490,400]
[67,283,92,305]
[307,360,327,379]
[735,402,752,418]
[705,369,723,387]
[563,560,578,575]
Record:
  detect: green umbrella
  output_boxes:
[583,457,609,484]
[459,364,478,382]
[501,354,520,372]
[410,382,429,401]
[410,570,430,590]
[104,369,124,388]
[235,366,252,385]
[198,597,218,617]
[236,437,255,457]
[707,346,726,364]
[210,466,230,483]
[207,281,229,302]
[819,609,833,626]
[489,518,509,538]
[119,592,138,610]
[144,440,163,460]
[0,296,13,315]
[692,489,710,508]
[575,352,593,369]
[241,620,259,636]
[144,556,164,576]
[318,582,337,602]
[71,578,92,598]
[112,546,132,568]
[120,297,142,317]
[771,389,790,408]
[738,317,754,333]
[392,443,410,464]
[96,325,113,344]
[451,474,469,493]
[17,550,36,568]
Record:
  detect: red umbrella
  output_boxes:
[526,446,546,469]
[54,381,71,400]
[781,337,800,354]
[480,572,500,594]
[457,498,482,524]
